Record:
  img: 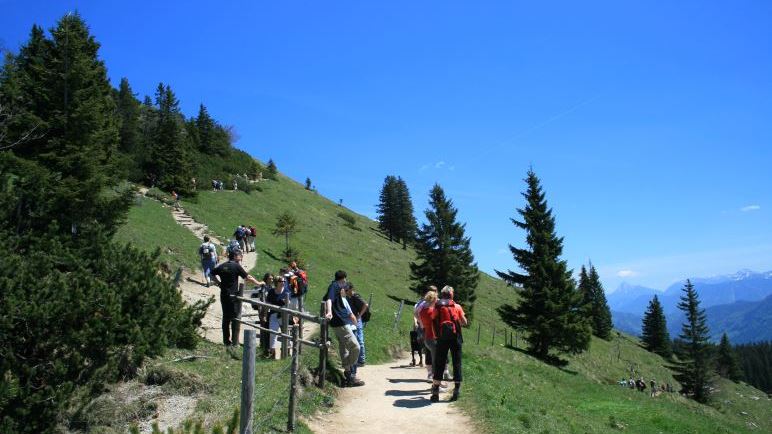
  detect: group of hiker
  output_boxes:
[412,285,468,402]
[211,179,225,191]
[200,233,466,400]
[619,376,675,397]
[232,224,257,253]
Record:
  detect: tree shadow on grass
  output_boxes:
[261,249,282,262]
[368,226,393,242]
[387,294,417,306]
[504,345,578,375]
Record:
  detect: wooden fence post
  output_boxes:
[476,323,481,345]
[298,295,304,355]
[287,325,300,431]
[491,325,496,345]
[393,300,404,331]
[281,311,290,359]
[318,302,328,388]
[239,330,256,434]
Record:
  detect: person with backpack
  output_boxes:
[429,286,467,402]
[210,249,260,347]
[345,282,369,367]
[287,261,308,313]
[198,235,218,287]
[247,225,257,253]
[266,275,290,359]
[233,225,247,252]
[323,270,364,387]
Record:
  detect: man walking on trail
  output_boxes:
[198,235,218,287]
[211,249,260,347]
[324,270,364,387]
[287,261,308,313]
[234,225,246,252]
[345,282,369,367]
[430,286,467,402]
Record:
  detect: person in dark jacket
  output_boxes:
[211,249,260,346]
[266,275,290,358]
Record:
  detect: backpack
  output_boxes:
[288,270,308,296]
[434,299,462,343]
[227,239,240,254]
[199,242,214,260]
[250,226,257,237]
[361,305,371,323]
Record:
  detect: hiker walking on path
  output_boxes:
[211,249,260,347]
[323,270,364,387]
[171,190,180,210]
[246,225,257,253]
[430,286,467,402]
[266,275,290,359]
[233,225,247,252]
[346,282,369,367]
[198,235,218,287]
[417,288,438,382]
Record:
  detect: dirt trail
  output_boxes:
[305,355,475,434]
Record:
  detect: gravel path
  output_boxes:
[305,355,475,434]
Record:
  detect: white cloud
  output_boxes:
[740,205,761,212]
[419,164,430,172]
[496,248,508,255]
[435,161,446,169]
[617,270,638,278]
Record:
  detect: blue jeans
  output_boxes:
[355,319,365,364]
[202,258,216,283]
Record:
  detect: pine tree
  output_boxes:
[376,175,399,241]
[496,170,591,359]
[272,211,298,251]
[305,177,312,190]
[641,295,672,358]
[116,77,140,154]
[578,265,592,308]
[672,280,713,403]
[715,333,742,382]
[410,184,479,316]
[588,265,613,340]
[0,15,128,234]
[266,158,278,179]
[394,177,416,249]
[146,83,192,192]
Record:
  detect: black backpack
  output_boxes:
[361,306,371,323]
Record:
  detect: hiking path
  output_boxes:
[305,355,475,434]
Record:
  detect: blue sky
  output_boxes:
[3,1,771,291]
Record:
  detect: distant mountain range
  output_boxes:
[609,269,772,343]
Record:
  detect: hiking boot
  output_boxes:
[426,372,433,383]
[450,384,461,402]
[356,361,365,367]
[347,377,365,387]
[430,384,440,402]
[443,370,451,380]
[439,382,449,390]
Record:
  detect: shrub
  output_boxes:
[337,211,360,231]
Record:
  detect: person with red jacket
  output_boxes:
[428,285,467,402]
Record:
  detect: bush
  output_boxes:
[337,212,360,231]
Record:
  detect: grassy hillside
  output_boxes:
[114,174,770,433]
[114,196,201,270]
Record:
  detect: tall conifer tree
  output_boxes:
[672,280,713,403]
[641,294,672,358]
[146,83,192,192]
[376,175,398,241]
[588,265,613,340]
[410,184,479,315]
[394,177,416,248]
[715,333,742,382]
[497,170,591,359]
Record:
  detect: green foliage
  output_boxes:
[672,280,714,403]
[376,175,416,248]
[642,294,673,358]
[266,158,278,180]
[410,184,479,316]
[337,211,359,230]
[145,83,194,193]
[497,170,591,359]
[579,264,614,340]
[305,177,312,190]
[715,333,743,382]
[272,211,299,251]
[735,340,772,393]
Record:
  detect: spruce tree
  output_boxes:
[1,15,128,234]
[578,265,592,309]
[305,177,312,190]
[716,333,742,382]
[146,83,192,192]
[496,170,591,359]
[394,177,417,249]
[376,175,399,241]
[116,77,140,154]
[266,158,278,179]
[410,184,479,315]
[588,265,613,340]
[672,280,713,403]
[641,295,672,358]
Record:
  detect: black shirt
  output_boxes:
[211,260,248,297]
[347,293,366,317]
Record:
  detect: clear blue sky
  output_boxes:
[3,1,771,291]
